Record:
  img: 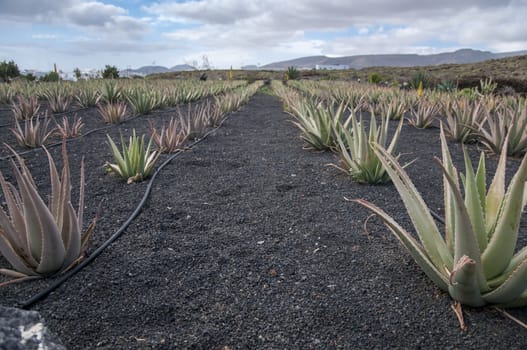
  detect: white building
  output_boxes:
[315,64,350,70]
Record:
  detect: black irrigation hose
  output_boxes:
[0,113,151,162]
[430,209,446,225]
[19,113,231,309]
[0,107,90,128]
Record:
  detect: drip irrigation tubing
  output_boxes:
[430,210,445,225]
[0,106,90,128]
[0,113,145,162]
[19,110,233,309]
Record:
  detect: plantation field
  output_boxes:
[1,79,527,348]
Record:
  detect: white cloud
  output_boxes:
[0,0,149,39]
[145,0,527,59]
[1,0,526,70]
[0,0,75,21]
[31,34,59,40]
[64,1,126,26]
[144,0,262,25]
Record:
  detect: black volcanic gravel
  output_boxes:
[1,91,527,349]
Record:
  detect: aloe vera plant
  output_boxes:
[477,103,527,157]
[355,126,527,310]
[10,95,40,120]
[0,143,96,284]
[331,109,403,184]
[442,97,487,143]
[11,114,56,148]
[97,102,128,124]
[407,100,440,129]
[149,117,188,153]
[126,88,158,116]
[106,130,160,184]
[289,99,348,150]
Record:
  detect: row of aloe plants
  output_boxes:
[288,79,527,158]
[0,79,246,106]
[0,81,262,285]
[273,79,527,329]
[272,80,404,184]
[4,79,250,149]
[7,79,245,118]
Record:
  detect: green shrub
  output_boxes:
[409,72,430,89]
[436,80,456,92]
[102,65,119,79]
[0,60,20,81]
[285,66,299,80]
[73,68,82,80]
[40,71,60,82]
[479,77,497,95]
[24,73,36,82]
[367,72,383,84]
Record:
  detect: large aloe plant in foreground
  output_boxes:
[0,143,96,284]
[355,126,527,314]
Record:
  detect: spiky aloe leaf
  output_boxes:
[488,245,527,289]
[435,158,489,294]
[0,143,95,281]
[143,136,159,177]
[483,258,527,305]
[121,131,135,176]
[498,291,527,308]
[484,134,508,237]
[106,133,126,175]
[0,216,37,276]
[385,117,404,155]
[439,125,458,253]
[354,198,449,290]
[0,174,29,258]
[370,143,453,270]
[482,149,527,279]
[475,155,487,226]
[9,150,65,275]
[462,150,487,252]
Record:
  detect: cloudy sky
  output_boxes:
[1,0,526,72]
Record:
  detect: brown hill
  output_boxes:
[261,48,527,70]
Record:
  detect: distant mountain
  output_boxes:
[261,49,527,70]
[170,64,196,71]
[120,64,196,77]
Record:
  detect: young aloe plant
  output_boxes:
[331,108,403,184]
[106,129,160,184]
[354,126,527,310]
[0,143,96,284]
[289,99,348,150]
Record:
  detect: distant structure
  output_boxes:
[241,65,259,70]
[315,64,350,70]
